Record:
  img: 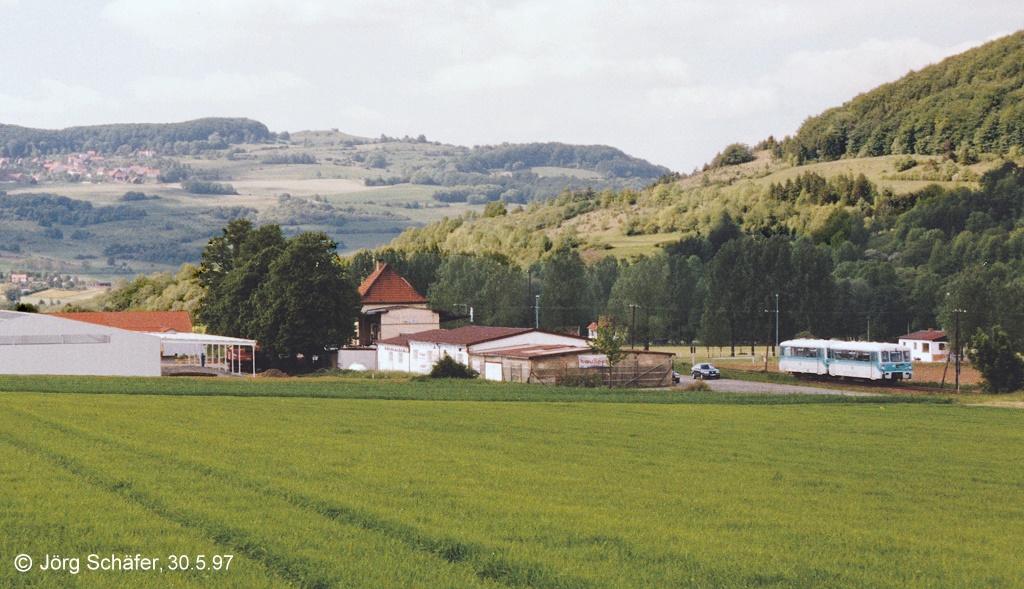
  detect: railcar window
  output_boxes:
[790,347,818,358]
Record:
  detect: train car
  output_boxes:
[778,339,830,376]
[779,339,913,381]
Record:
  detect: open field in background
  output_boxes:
[18,288,107,308]
[0,379,1021,589]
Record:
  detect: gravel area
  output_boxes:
[691,378,879,397]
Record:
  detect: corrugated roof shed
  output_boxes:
[377,325,532,346]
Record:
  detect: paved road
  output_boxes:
[691,378,878,397]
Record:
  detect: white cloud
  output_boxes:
[772,37,990,99]
[432,53,690,94]
[132,71,311,104]
[647,84,779,119]
[0,80,105,122]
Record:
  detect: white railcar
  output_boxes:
[779,339,913,381]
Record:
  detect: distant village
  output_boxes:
[0,150,160,184]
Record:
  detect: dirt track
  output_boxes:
[693,378,879,397]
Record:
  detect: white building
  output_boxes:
[0,310,162,377]
[375,325,591,377]
[898,329,949,362]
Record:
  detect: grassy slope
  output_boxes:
[0,382,1020,589]
[389,150,1011,263]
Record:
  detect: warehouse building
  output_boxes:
[0,310,162,377]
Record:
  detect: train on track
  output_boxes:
[779,339,913,381]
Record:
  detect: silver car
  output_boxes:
[691,363,720,379]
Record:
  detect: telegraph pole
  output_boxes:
[953,308,965,394]
[629,304,639,349]
[775,293,779,354]
[535,295,540,330]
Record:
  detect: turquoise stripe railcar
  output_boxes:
[779,339,913,381]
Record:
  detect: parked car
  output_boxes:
[672,371,682,384]
[691,363,720,379]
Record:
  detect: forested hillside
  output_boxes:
[779,31,1024,163]
[0,118,271,158]
[346,31,1024,350]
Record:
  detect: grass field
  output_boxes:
[1,376,1021,588]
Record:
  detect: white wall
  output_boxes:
[376,343,409,372]
[0,311,161,377]
[409,341,439,374]
[899,338,948,362]
[380,308,439,341]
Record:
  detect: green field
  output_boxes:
[1,377,1021,588]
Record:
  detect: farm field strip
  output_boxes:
[2,391,1024,588]
[0,404,509,589]
[0,435,286,589]
[0,401,570,589]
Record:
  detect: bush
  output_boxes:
[554,370,605,388]
[712,143,755,167]
[967,326,1024,393]
[429,355,479,379]
[182,179,237,195]
[893,156,918,172]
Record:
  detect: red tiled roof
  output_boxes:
[358,262,428,305]
[377,325,532,347]
[900,329,947,341]
[54,311,193,333]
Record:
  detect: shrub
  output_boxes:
[712,143,755,167]
[681,380,711,392]
[555,370,605,388]
[893,156,918,172]
[429,355,479,379]
[967,326,1024,393]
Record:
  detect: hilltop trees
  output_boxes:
[198,219,360,368]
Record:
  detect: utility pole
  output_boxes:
[527,269,533,329]
[775,293,779,355]
[953,307,965,394]
[535,295,540,330]
[629,304,639,349]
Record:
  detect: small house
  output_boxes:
[898,329,949,362]
[355,262,440,346]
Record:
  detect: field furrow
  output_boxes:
[2,389,1024,589]
[0,407,505,589]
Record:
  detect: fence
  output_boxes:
[530,358,674,388]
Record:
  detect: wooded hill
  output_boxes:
[348,31,1024,350]
[779,31,1024,163]
[0,118,272,158]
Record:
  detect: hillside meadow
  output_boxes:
[0,376,1021,588]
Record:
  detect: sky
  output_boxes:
[1,1,1022,172]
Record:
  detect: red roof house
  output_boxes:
[358,262,428,305]
[354,262,437,346]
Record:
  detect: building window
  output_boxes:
[922,343,930,353]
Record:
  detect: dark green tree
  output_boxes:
[539,246,590,332]
[252,232,361,366]
[968,325,1024,393]
[427,255,529,326]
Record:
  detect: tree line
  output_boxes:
[0,118,271,158]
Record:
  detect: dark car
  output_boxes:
[691,363,720,379]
